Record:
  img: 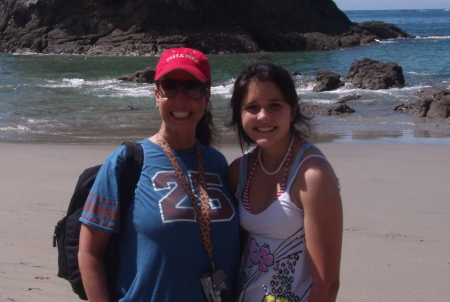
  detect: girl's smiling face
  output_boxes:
[241,80,295,148]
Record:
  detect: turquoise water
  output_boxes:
[0,9,449,144]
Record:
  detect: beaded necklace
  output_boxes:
[241,138,294,213]
[258,136,294,175]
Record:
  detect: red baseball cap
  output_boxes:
[154,48,211,84]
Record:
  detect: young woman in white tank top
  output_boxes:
[228,62,343,302]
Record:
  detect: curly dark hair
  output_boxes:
[227,61,312,151]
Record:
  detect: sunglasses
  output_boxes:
[156,79,210,99]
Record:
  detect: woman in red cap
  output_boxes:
[78,48,240,301]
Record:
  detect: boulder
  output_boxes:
[302,104,355,116]
[416,87,450,119]
[120,105,135,111]
[416,86,450,99]
[313,70,343,92]
[332,104,356,114]
[428,98,450,119]
[118,67,156,84]
[337,94,361,103]
[394,99,432,118]
[345,58,405,90]
[394,86,450,119]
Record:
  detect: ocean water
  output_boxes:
[0,9,449,145]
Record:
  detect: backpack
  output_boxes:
[53,142,143,300]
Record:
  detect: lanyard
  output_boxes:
[157,132,214,260]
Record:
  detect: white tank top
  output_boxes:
[236,142,327,302]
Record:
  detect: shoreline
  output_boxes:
[1,141,449,301]
[2,127,450,147]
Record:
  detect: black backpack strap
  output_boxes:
[119,142,144,223]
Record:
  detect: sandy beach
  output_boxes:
[0,141,449,302]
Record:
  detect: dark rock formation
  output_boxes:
[416,86,450,100]
[394,86,450,119]
[331,104,356,115]
[0,0,414,56]
[337,94,361,103]
[302,104,355,116]
[358,21,412,39]
[394,99,431,118]
[313,70,343,92]
[120,105,135,110]
[345,58,405,90]
[118,67,156,83]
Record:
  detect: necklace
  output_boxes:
[156,131,213,256]
[258,136,294,175]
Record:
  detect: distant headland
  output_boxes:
[0,0,414,56]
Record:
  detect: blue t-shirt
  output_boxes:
[80,139,240,301]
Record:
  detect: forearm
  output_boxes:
[78,251,110,302]
[306,226,342,302]
[307,278,340,302]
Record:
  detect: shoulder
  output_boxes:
[228,147,256,175]
[300,152,338,190]
[201,145,228,164]
[291,144,340,207]
[105,144,127,164]
[295,143,332,176]
[93,145,127,182]
[203,144,225,156]
[227,156,243,196]
[228,156,242,176]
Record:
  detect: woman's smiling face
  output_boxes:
[155,69,210,133]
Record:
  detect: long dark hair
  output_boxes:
[228,61,311,151]
[196,98,218,146]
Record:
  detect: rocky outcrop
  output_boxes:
[313,70,343,92]
[394,87,450,119]
[302,104,355,116]
[118,67,156,83]
[345,58,405,90]
[311,58,405,92]
[0,0,414,56]
[337,94,361,103]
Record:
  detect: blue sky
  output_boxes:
[333,0,450,10]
